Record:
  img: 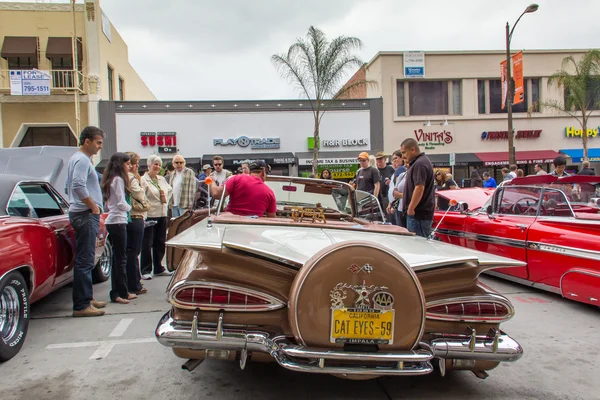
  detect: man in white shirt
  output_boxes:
[210,155,232,186]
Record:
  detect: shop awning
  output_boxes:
[1,36,38,58]
[46,37,83,62]
[475,150,560,166]
[560,148,600,163]
[202,152,296,165]
[427,153,481,167]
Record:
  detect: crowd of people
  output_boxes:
[65,125,597,317]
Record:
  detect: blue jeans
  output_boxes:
[406,215,432,238]
[69,210,100,311]
[172,206,187,217]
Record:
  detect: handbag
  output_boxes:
[130,176,151,211]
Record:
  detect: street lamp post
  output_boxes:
[506,4,539,165]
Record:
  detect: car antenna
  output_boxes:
[428,199,458,241]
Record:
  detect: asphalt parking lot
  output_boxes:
[0,275,598,400]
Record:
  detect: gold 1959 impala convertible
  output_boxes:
[155,176,524,380]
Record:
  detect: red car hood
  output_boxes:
[436,188,495,210]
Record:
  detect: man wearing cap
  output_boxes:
[355,152,381,198]
[210,160,277,217]
[375,151,395,219]
[198,164,212,181]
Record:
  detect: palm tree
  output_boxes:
[272,26,373,175]
[546,49,600,162]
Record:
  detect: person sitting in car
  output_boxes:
[209,160,277,217]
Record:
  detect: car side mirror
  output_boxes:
[457,202,469,213]
[486,205,493,214]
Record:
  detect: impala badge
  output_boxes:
[348,263,373,274]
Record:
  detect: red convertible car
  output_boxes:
[432,175,600,307]
[0,146,111,362]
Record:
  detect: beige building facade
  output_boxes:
[363,49,600,181]
[0,0,155,152]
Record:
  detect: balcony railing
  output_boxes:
[0,69,85,94]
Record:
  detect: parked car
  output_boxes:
[432,174,600,307]
[155,176,524,380]
[0,146,111,362]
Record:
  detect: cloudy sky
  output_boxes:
[4,0,599,100]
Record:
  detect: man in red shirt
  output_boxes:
[210,160,277,217]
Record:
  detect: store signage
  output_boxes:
[213,136,280,149]
[565,126,598,138]
[10,69,51,96]
[300,157,359,166]
[231,157,296,165]
[484,156,556,167]
[481,130,541,140]
[140,132,177,154]
[322,138,369,147]
[319,164,358,179]
[414,129,453,150]
[404,51,425,78]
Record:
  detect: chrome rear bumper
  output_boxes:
[155,311,523,376]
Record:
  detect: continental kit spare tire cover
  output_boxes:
[288,241,425,350]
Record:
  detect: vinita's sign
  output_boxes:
[414,129,453,150]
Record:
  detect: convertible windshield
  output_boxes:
[266,181,348,212]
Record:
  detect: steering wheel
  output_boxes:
[511,197,545,215]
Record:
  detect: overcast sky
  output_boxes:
[3,0,599,100]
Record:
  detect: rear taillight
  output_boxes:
[171,284,284,312]
[426,299,513,322]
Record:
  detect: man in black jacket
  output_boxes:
[578,161,595,176]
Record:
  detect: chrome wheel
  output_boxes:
[93,240,112,283]
[0,285,20,343]
[99,241,112,278]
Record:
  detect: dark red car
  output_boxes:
[432,175,600,307]
[0,147,111,361]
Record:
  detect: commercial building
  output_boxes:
[0,0,155,159]
[98,98,383,176]
[357,49,599,181]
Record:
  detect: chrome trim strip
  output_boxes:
[527,242,600,262]
[155,312,523,375]
[0,264,35,296]
[290,242,426,349]
[435,228,526,249]
[485,271,562,295]
[425,294,515,323]
[560,269,600,299]
[168,280,285,312]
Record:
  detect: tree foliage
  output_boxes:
[546,49,600,162]
[272,26,373,175]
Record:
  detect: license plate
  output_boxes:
[330,308,394,344]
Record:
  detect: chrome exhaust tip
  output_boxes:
[182,358,204,372]
[472,370,489,379]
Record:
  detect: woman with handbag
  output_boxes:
[125,152,150,294]
[140,155,173,280]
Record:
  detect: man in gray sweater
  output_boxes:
[65,126,106,317]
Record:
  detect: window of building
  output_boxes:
[7,56,38,69]
[409,81,448,115]
[564,79,600,111]
[477,80,486,114]
[478,78,537,114]
[107,64,114,100]
[531,78,540,112]
[396,80,462,116]
[118,76,124,100]
[396,81,405,116]
[19,126,77,147]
